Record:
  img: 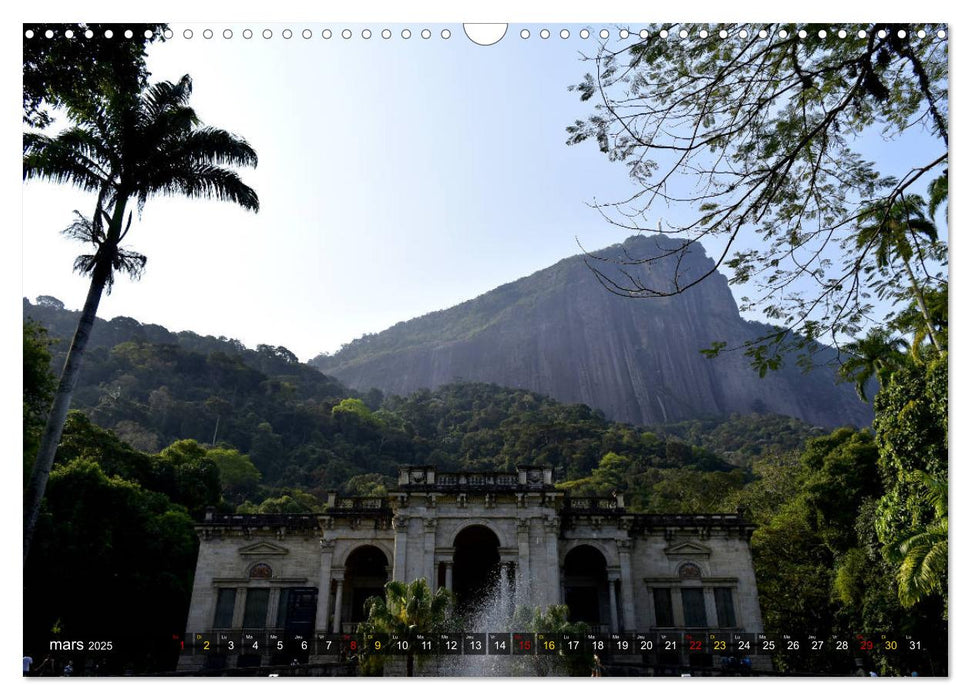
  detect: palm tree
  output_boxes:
[892,282,948,359]
[894,472,947,611]
[837,328,906,402]
[358,579,453,676]
[855,195,944,354]
[22,74,258,563]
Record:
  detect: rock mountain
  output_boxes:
[311,236,871,429]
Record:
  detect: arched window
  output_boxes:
[678,562,702,579]
[249,562,272,579]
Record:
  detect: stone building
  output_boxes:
[179,466,765,671]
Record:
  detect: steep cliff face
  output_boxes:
[312,236,871,428]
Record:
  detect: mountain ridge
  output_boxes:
[311,235,871,429]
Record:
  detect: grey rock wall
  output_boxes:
[314,236,870,429]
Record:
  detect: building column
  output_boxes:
[267,587,281,629]
[315,540,335,633]
[617,541,636,632]
[232,587,247,628]
[704,587,718,629]
[516,519,530,598]
[423,519,437,588]
[645,587,657,628]
[672,588,685,627]
[392,516,408,581]
[332,576,345,633]
[608,577,620,633]
[444,561,453,592]
[545,516,560,605]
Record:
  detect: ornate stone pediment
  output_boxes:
[237,541,289,557]
[663,541,711,559]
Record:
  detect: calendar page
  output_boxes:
[21,6,949,689]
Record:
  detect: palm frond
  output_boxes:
[139,75,194,124]
[139,164,260,212]
[172,127,259,168]
[928,170,948,220]
[23,133,108,192]
[61,210,104,245]
[61,211,146,292]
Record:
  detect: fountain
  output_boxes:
[433,564,581,677]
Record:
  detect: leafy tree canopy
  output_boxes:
[568,23,947,370]
[23,23,166,128]
[24,322,57,471]
[24,458,197,673]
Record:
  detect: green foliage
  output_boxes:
[741,419,946,674]
[56,411,155,484]
[508,605,590,676]
[54,413,223,518]
[799,429,881,553]
[237,488,320,514]
[208,447,261,502]
[837,328,907,402]
[357,579,454,676]
[636,467,747,513]
[22,57,261,564]
[345,473,395,496]
[887,470,947,610]
[873,353,947,611]
[27,303,757,511]
[23,321,57,471]
[751,501,838,670]
[24,458,197,673]
[567,23,947,366]
[157,440,222,518]
[23,24,166,128]
[656,413,825,468]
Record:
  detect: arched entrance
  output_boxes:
[343,545,390,626]
[563,545,609,630]
[452,525,501,613]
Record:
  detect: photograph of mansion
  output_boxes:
[180,466,765,670]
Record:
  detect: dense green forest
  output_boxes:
[25,297,767,511]
[24,286,947,675]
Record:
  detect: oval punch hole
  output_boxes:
[463,24,508,46]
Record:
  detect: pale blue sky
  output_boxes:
[23,25,654,360]
[22,22,948,363]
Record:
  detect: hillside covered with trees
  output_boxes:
[26,297,768,511]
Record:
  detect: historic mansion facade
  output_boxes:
[178,466,765,671]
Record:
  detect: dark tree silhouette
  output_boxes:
[23,73,259,563]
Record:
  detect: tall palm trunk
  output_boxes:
[901,256,943,355]
[23,197,127,564]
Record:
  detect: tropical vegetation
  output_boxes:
[23,60,259,562]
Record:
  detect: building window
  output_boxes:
[213,588,236,628]
[653,588,674,627]
[249,562,272,579]
[243,589,270,628]
[681,587,707,627]
[678,562,702,579]
[714,587,736,628]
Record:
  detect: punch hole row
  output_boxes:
[24,27,948,41]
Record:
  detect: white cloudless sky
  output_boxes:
[21,15,947,362]
[22,23,649,360]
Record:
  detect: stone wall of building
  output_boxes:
[179,466,764,672]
